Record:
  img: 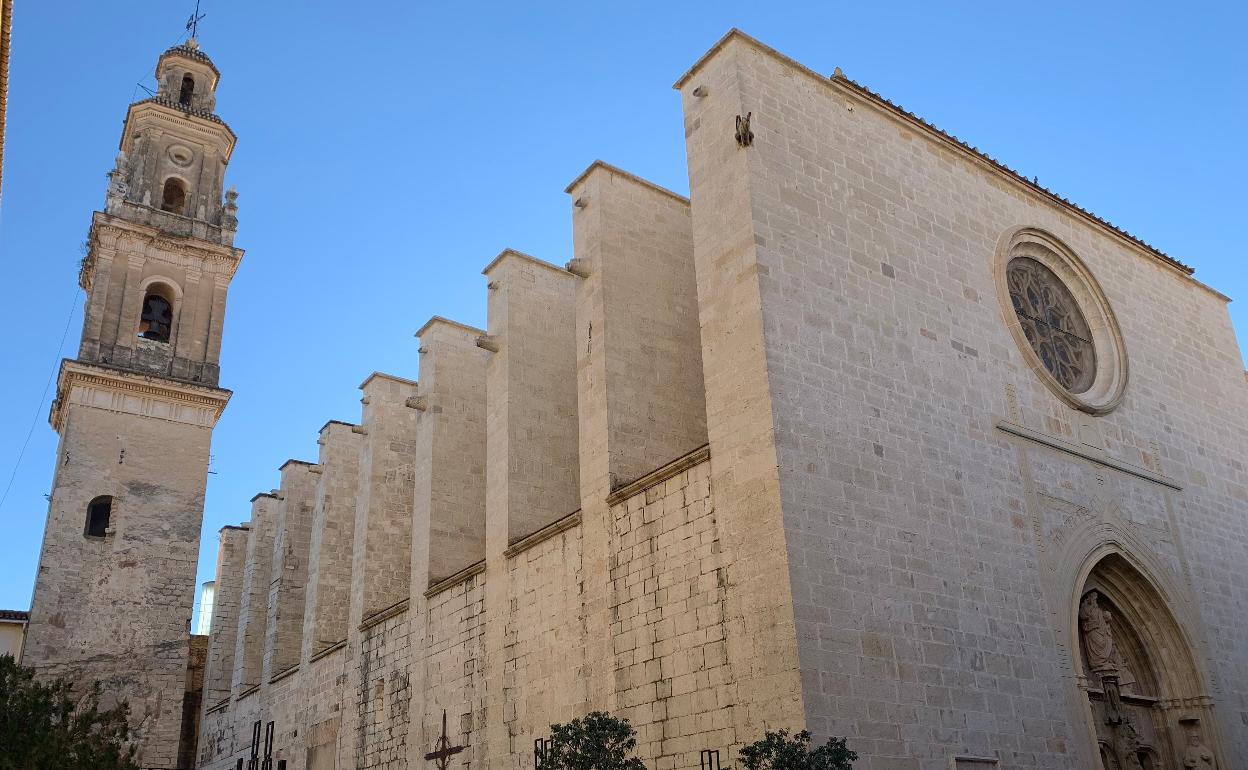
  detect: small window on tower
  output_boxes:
[160,177,187,214]
[85,496,113,538]
[179,74,195,107]
[139,291,173,342]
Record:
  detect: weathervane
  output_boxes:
[186,0,206,39]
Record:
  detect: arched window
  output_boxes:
[160,177,187,214]
[85,496,113,538]
[139,291,174,342]
[179,74,195,107]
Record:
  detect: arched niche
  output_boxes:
[160,176,188,215]
[179,73,195,107]
[1074,551,1224,769]
[137,276,183,345]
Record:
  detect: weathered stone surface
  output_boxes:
[25,40,241,770]
[38,30,1240,770]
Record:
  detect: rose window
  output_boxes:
[1006,256,1096,394]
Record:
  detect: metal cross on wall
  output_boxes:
[425,710,467,770]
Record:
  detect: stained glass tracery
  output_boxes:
[1007,256,1096,393]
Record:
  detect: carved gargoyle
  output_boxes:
[735,112,754,147]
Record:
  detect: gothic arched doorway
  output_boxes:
[1077,553,1222,769]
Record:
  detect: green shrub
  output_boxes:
[542,711,647,770]
[738,729,857,770]
[0,654,139,770]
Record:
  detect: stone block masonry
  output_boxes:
[677,29,1247,769]
[193,29,1247,770]
[412,318,490,588]
[264,460,319,684]
[482,250,580,545]
[481,249,581,770]
[414,575,487,770]
[233,493,278,697]
[565,162,708,492]
[302,421,363,664]
[202,524,250,713]
[25,382,226,769]
[353,373,419,624]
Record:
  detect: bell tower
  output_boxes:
[24,39,242,770]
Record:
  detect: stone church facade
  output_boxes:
[24,29,1245,770]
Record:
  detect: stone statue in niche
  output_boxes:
[1113,715,1145,770]
[1181,721,1217,769]
[1079,590,1138,692]
[1080,591,1115,672]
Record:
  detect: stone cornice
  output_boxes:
[89,210,244,275]
[235,683,260,701]
[414,315,486,340]
[358,371,419,391]
[996,419,1181,490]
[424,560,486,599]
[606,444,711,506]
[358,597,409,631]
[564,160,689,205]
[51,359,231,432]
[481,248,575,279]
[268,664,299,685]
[159,44,222,83]
[121,100,236,159]
[309,639,347,663]
[504,510,582,558]
[80,212,242,293]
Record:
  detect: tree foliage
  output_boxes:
[738,729,857,770]
[543,712,647,770]
[0,654,139,770]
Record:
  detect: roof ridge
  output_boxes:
[830,73,1193,275]
[676,29,1194,277]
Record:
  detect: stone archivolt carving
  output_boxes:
[1073,557,1227,770]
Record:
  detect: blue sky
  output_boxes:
[0,1,1244,625]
